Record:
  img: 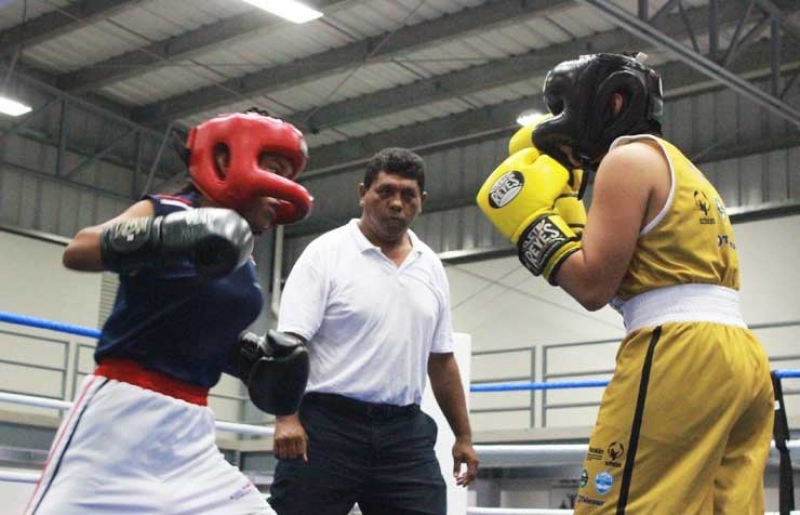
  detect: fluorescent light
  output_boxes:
[241,0,323,24]
[0,95,32,117]
[516,109,544,127]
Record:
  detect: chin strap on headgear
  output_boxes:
[533,52,664,168]
[187,113,313,225]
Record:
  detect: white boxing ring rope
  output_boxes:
[0,391,274,438]
[1,312,799,514]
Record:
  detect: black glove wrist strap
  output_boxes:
[517,213,572,276]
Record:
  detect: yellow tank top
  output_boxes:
[613,135,740,302]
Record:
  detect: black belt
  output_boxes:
[303,392,420,419]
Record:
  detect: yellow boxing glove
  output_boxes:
[556,168,586,239]
[508,114,551,156]
[508,114,587,238]
[476,150,581,284]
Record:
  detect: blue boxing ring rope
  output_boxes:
[0,311,103,339]
[1,310,798,515]
[3,310,800,388]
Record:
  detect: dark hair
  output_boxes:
[363,147,426,192]
[243,106,271,117]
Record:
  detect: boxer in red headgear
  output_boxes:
[37,110,312,515]
[187,111,313,231]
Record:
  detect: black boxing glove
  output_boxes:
[230,330,309,416]
[100,207,254,278]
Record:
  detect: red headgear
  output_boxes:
[187,113,313,225]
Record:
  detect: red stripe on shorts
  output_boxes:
[95,358,209,406]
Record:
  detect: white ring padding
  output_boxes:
[473,444,591,467]
[0,467,795,515]
[0,392,72,410]
[0,467,797,515]
[466,511,800,515]
[468,509,570,514]
[215,420,274,437]
[0,392,274,437]
[0,470,40,484]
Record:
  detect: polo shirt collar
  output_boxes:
[348,218,423,256]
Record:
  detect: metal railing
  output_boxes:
[2,311,800,432]
[0,313,249,419]
[470,320,800,430]
[0,328,69,401]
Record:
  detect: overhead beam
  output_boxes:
[131,0,574,124]
[302,41,800,175]
[0,0,149,58]
[294,0,784,132]
[57,0,356,94]
[306,97,540,176]
[0,158,136,202]
[753,0,800,43]
[0,61,137,119]
[579,0,800,127]
[0,65,184,190]
[0,63,159,136]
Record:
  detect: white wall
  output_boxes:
[0,230,101,328]
[736,215,800,323]
[0,230,100,417]
[0,228,244,422]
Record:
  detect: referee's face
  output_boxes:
[359,171,425,245]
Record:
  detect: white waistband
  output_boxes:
[616,284,747,334]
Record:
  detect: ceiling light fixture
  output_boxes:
[241,0,323,24]
[0,94,32,117]
[515,109,544,127]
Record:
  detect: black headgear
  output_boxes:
[533,53,664,168]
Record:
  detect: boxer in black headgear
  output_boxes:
[533,52,664,168]
[477,52,773,514]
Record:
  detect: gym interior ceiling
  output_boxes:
[1,0,799,243]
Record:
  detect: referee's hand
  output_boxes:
[273,413,308,462]
[453,437,479,486]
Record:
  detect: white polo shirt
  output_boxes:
[278,219,454,405]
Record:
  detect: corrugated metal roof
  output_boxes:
[20,0,254,72]
[271,63,421,107]
[3,0,796,168]
[95,0,493,107]
[0,0,71,31]
[300,95,478,147]
[24,20,150,71]
[102,59,227,104]
[324,0,487,37]
[210,18,353,66]
[2,0,799,263]
[6,0,734,114]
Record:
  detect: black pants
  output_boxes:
[269,393,446,515]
